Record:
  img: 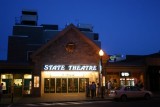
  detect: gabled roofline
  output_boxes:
[31,24,109,60]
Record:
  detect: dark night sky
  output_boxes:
[0,0,160,60]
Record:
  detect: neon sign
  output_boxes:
[120,72,130,77]
[43,65,98,71]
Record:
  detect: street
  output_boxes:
[6,97,160,107]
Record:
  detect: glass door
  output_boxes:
[44,78,55,93]
[68,78,78,93]
[55,78,67,93]
[44,78,50,93]
[56,78,61,93]
[62,78,67,93]
[79,78,89,92]
[50,78,55,93]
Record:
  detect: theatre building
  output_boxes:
[30,24,109,97]
[0,10,108,98]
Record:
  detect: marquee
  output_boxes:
[43,65,98,71]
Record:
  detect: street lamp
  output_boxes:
[99,49,104,98]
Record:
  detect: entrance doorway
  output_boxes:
[44,78,89,93]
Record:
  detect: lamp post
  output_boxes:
[99,49,104,98]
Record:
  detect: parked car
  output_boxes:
[108,86,153,101]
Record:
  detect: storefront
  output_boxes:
[1,74,32,96]
[0,63,33,96]
[30,25,109,97]
[41,65,99,94]
[105,63,145,89]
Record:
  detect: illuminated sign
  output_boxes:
[43,65,98,71]
[120,72,130,77]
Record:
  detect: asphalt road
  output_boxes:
[6,97,160,107]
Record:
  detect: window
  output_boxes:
[65,42,76,53]
[14,79,22,86]
[1,74,13,94]
[34,76,39,88]
[27,51,33,61]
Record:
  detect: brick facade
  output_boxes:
[31,24,108,96]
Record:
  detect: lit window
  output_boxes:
[65,42,76,53]
[34,76,39,88]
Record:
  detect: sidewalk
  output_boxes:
[0,94,112,105]
[0,92,160,105]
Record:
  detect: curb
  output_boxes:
[0,96,113,105]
